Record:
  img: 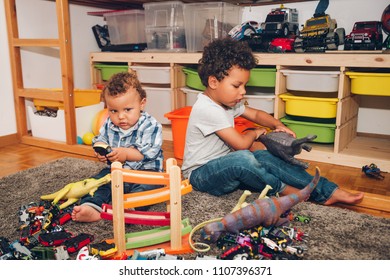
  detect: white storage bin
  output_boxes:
[27,102,104,142]
[144,87,172,125]
[181,87,202,106]
[280,69,340,92]
[242,94,275,114]
[130,65,171,84]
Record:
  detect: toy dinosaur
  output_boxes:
[40,174,111,209]
[258,131,317,169]
[200,167,320,242]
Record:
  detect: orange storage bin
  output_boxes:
[164,106,255,160]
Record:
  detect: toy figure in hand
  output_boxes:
[201,167,320,243]
[257,131,317,169]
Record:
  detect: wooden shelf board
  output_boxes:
[296,137,390,172]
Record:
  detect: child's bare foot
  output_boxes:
[71,205,101,222]
[323,189,364,205]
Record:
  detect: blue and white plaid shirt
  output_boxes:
[93,111,163,172]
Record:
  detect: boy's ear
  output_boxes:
[208,76,219,89]
[140,98,146,111]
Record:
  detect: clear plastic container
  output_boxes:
[145,26,186,52]
[143,1,185,28]
[183,2,242,52]
[103,10,146,45]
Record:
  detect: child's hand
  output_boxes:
[95,152,109,163]
[254,127,267,140]
[274,125,296,138]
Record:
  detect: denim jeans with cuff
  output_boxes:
[189,150,337,204]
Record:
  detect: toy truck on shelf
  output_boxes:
[260,5,299,38]
[344,21,383,50]
[293,14,345,52]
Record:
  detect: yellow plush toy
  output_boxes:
[41,174,111,209]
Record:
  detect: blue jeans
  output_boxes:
[189,150,337,204]
[80,168,163,212]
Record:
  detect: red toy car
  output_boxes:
[269,37,295,52]
[344,21,383,50]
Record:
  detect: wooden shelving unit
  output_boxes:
[90,52,390,172]
[4,0,390,171]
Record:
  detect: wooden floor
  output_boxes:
[1,141,389,218]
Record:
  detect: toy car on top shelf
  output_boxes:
[344,21,383,50]
[260,5,299,38]
[293,14,345,52]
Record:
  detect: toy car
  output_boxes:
[64,233,94,254]
[269,37,295,52]
[294,215,311,224]
[229,21,261,41]
[344,21,383,50]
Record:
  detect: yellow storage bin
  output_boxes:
[279,92,338,119]
[346,72,390,96]
[33,89,102,110]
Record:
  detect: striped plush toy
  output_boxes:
[201,167,320,242]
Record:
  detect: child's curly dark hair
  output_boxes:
[103,71,146,101]
[198,37,258,87]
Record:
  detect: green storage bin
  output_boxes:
[94,63,129,81]
[281,117,336,143]
[247,68,276,87]
[182,67,205,91]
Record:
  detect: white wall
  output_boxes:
[1,0,389,137]
[0,0,106,135]
[242,0,390,135]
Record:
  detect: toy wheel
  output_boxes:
[294,26,299,36]
[297,248,304,255]
[344,42,351,50]
[326,32,338,50]
[294,216,299,221]
[281,242,287,249]
[304,219,310,224]
[336,28,345,45]
[293,38,304,53]
[375,40,383,50]
[282,25,289,37]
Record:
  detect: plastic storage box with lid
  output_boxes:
[182,67,205,90]
[247,67,276,87]
[27,102,104,142]
[164,106,255,159]
[183,2,242,52]
[33,89,101,110]
[94,63,129,81]
[280,68,340,92]
[143,86,172,125]
[130,65,171,84]
[281,117,336,143]
[103,10,146,45]
[345,71,390,96]
[279,92,339,119]
[242,94,275,114]
[181,87,201,106]
[143,1,186,52]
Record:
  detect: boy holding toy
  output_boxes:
[72,71,164,222]
[181,37,364,206]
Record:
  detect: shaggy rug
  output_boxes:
[1,157,389,260]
